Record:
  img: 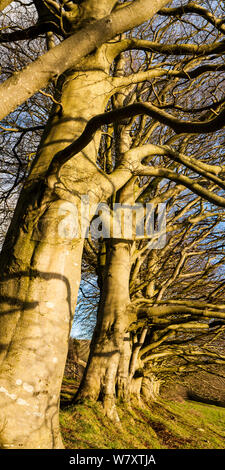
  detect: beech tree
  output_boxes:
[76,193,225,411]
[74,25,225,416]
[1,0,225,449]
[75,95,225,414]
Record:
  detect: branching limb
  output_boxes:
[135,166,225,208]
[159,2,225,35]
[0,22,60,43]
[134,301,225,320]
[47,102,225,180]
[109,37,225,61]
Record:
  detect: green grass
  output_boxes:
[60,398,225,449]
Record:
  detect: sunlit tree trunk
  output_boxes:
[141,374,162,401]
[76,230,163,414]
[76,240,132,421]
[117,331,132,402]
[0,50,117,448]
[76,240,161,416]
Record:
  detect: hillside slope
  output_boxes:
[60,397,225,449]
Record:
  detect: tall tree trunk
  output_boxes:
[76,240,132,421]
[117,331,132,402]
[0,54,116,448]
[141,374,162,402]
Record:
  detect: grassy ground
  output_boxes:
[60,382,225,449]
